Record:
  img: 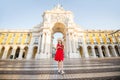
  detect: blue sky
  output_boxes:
[0,0,120,30]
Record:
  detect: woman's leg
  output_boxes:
[58,61,61,72]
[61,61,65,74]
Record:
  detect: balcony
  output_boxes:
[34,42,38,44]
[78,42,82,44]
[86,42,91,44]
[100,42,105,44]
[94,42,98,44]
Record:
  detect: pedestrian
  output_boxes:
[54,38,65,74]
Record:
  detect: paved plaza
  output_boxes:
[0,58,120,80]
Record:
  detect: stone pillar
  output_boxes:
[26,35,35,59]
[71,33,74,53]
[68,33,72,53]
[105,45,111,57]
[92,46,96,58]
[112,45,118,57]
[11,47,17,59]
[98,46,104,58]
[45,33,48,54]
[35,34,42,59]
[18,48,24,59]
[75,35,79,53]
[73,34,76,53]
[41,33,45,53]
[38,35,42,54]
[47,33,51,58]
[82,36,89,58]
[2,47,9,59]
[66,33,69,57]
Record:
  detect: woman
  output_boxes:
[54,39,65,74]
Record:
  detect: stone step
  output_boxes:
[0,72,120,80]
[0,58,120,80]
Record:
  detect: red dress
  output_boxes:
[54,44,64,61]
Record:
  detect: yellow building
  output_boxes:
[0,4,120,59]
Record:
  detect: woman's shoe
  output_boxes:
[58,70,61,74]
[61,71,65,75]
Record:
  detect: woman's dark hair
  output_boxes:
[58,40,62,44]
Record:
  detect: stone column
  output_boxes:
[2,47,9,59]
[41,33,45,53]
[38,34,42,54]
[11,47,17,59]
[82,36,89,58]
[112,45,118,57]
[92,46,96,58]
[35,34,41,59]
[73,34,77,53]
[18,48,24,59]
[105,45,111,57]
[66,33,69,57]
[47,33,51,58]
[98,46,104,58]
[26,36,34,59]
[68,33,72,53]
[76,38,79,53]
[45,33,48,54]
[71,33,73,52]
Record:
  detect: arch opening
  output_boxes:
[87,46,92,57]
[14,47,20,59]
[51,22,66,58]
[94,46,100,57]
[23,46,28,59]
[78,46,83,57]
[32,46,38,59]
[101,46,107,57]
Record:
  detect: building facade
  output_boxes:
[0,5,120,59]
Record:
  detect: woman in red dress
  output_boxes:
[54,39,65,74]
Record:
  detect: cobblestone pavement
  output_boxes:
[0,58,120,80]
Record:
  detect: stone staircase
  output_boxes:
[0,58,120,80]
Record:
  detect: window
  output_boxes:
[25,36,30,44]
[86,34,88,37]
[34,37,39,44]
[78,38,82,44]
[17,37,22,44]
[20,33,23,37]
[99,34,101,36]
[10,38,14,44]
[2,37,7,44]
[93,34,95,37]
[13,33,16,37]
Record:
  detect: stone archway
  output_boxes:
[51,22,66,58]
[32,46,38,59]
[78,46,83,57]
[14,47,20,59]
[94,46,100,57]
[101,46,107,57]
[87,46,92,57]
[23,46,28,59]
